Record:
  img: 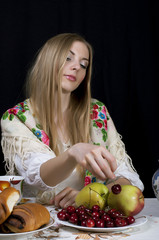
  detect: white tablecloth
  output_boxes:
[0,198,158,240]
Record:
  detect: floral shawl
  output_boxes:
[1,98,135,188]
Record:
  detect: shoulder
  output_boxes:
[1,99,30,122]
[91,98,111,120]
[90,98,109,117]
[91,98,106,107]
[1,99,33,133]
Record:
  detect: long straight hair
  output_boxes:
[26,33,93,155]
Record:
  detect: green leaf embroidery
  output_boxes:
[32,128,36,133]
[19,114,26,123]
[2,111,9,120]
[17,110,23,115]
[9,114,14,121]
[98,107,102,112]
[102,134,107,142]
[93,122,98,128]
[96,119,103,124]
[36,123,42,129]
[96,101,103,106]
[101,128,107,134]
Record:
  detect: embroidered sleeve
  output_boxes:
[85,98,143,190]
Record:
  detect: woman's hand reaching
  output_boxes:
[41,143,117,188]
[69,143,117,181]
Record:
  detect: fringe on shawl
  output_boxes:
[108,133,136,173]
[1,136,53,175]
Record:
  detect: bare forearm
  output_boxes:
[106,178,131,192]
[40,149,77,187]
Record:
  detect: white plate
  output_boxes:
[0,218,54,239]
[57,216,148,232]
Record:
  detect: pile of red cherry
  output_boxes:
[57,204,135,228]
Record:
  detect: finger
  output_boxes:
[90,148,116,179]
[59,191,77,209]
[101,147,117,172]
[93,154,116,179]
[54,187,71,207]
[85,154,107,180]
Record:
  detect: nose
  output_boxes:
[71,61,80,71]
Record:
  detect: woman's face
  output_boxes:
[61,41,89,94]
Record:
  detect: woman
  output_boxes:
[1,33,144,208]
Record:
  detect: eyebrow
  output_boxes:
[69,50,89,62]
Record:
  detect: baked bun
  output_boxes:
[0,187,20,224]
[3,203,50,233]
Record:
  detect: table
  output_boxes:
[0,198,159,240]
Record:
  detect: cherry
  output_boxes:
[109,210,121,219]
[95,219,105,228]
[101,213,111,222]
[111,184,122,194]
[79,213,89,221]
[78,205,86,210]
[61,209,67,213]
[69,213,78,224]
[107,208,116,214]
[114,217,128,227]
[99,209,105,216]
[85,208,92,215]
[67,206,76,214]
[122,219,128,226]
[86,218,95,228]
[92,205,100,212]
[65,212,70,220]
[105,220,114,228]
[10,180,21,185]
[126,216,135,225]
[81,219,87,227]
[78,209,85,216]
[92,211,100,218]
[92,215,100,221]
[57,211,67,221]
[107,208,117,217]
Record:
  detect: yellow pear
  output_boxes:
[75,182,109,209]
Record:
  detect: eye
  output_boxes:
[80,64,87,69]
[66,56,71,61]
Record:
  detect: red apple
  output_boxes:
[107,185,144,216]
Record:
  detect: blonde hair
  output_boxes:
[26,33,93,155]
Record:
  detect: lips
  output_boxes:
[64,75,76,81]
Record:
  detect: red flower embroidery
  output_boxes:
[20,102,25,108]
[93,104,98,110]
[104,119,107,130]
[90,110,98,120]
[8,108,18,115]
[41,130,50,146]
[95,121,103,128]
[101,106,106,115]
[84,176,91,186]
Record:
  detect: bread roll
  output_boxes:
[4,203,50,233]
[0,187,20,224]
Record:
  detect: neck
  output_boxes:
[61,92,71,113]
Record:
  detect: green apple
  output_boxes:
[107,185,144,216]
[75,182,109,210]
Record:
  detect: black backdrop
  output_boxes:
[0,0,159,197]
